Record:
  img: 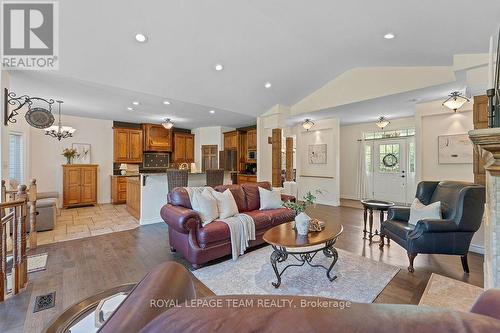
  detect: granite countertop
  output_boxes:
[139,171,209,176]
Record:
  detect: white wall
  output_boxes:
[296,118,340,206]
[257,117,272,182]
[415,99,483,253]
[13,115,113,204]
[339,117,415,199]
[416,100,474,182]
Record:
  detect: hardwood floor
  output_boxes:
[0,204,483,332]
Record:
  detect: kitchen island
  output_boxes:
[135,172,232,225]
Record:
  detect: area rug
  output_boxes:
[192,246,400,303]
[418,273,483,312]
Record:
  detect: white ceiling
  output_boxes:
[8,0,500,127]
[8,71,255,128]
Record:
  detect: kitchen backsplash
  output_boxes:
[143,153,170,169]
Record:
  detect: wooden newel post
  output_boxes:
[1,180,5,207]
[15,185,28,293]
[28,179,37,249]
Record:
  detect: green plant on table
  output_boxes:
[282,189,323,216]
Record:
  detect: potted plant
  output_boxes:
[62,148,78,164]
[283,190,322,235]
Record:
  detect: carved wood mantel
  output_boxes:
[469,127,500,288]
[469,128,500,176]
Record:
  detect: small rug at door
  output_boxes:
[192,246,399,303]
[418,273,483,312]
[27,253,49,273]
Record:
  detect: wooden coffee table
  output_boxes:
[263,220,343,288]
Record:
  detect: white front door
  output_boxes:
[373,139,407,204]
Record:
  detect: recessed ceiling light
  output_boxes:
[384,33,395,40]
[163,100,171,105]
[264,82,272,89]
[214,64,224,71]
[127,107,133,111]
[135,33,147,43]
[209,110,215,114]
[132,101,139,105]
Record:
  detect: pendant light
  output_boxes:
[302,119,315,131]
[45,101,76,140]
[162,118,174,129]
[442,91,470,112]
[376,116,390,129]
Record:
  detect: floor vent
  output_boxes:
[33,292,56,313]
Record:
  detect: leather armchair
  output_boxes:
[380,181,485,273]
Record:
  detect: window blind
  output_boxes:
[9,132,24,185]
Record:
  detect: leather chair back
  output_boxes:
[417,181,485,231]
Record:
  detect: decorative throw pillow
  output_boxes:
[192,189,219,226]
[258,187,282,210]
[211,189,239,219]
[408,198,441,226]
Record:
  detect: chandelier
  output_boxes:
[45,101,76,140]
[442,91,469,112]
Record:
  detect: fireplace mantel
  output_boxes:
[469,128,500,288]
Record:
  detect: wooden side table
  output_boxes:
[360,199,394,244]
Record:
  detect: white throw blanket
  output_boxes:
[184,187,256,260]
[219,213,255,260]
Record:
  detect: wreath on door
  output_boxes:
[382,153,398,167]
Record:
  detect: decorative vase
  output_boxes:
[295,212,310,235]
[66,157,72,164]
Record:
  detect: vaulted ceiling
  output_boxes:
[8,0,500,127]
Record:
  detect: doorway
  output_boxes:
[201,145,218,171]
[372,139,408,203]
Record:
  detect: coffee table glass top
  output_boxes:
[263,220,343,248]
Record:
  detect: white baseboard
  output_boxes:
[316,199,340,207]
[139,217,163,225]
[469,244,484,255]
[340,195,358,200]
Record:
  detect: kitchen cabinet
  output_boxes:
[247,129,257,150]
[173,132,195,164]
[224,131,238,150]
[237,174,256,184]
[142,124,172,152]
[126,177,141,220]
[111,176,128,204]
[113,128,143,163]
[63,164,97,208]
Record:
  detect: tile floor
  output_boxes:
[36,204,139,245]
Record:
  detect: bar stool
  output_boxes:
[206,169,224,187]
[166,169,188,193]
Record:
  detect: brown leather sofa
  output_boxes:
[160,181,296,268]
[99,262,500,333]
